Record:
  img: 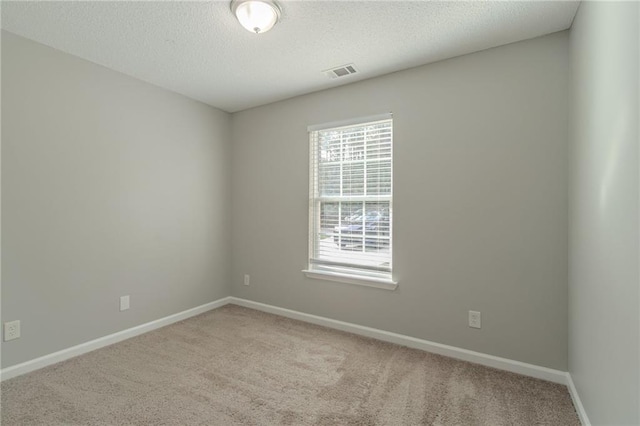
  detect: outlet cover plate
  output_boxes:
[4,320,21,341]
[120,295,130,311]
[468,311,481,329]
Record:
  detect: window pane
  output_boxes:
[316,201,390,269]
[342,130,365,161]
[340,202,364,223]
[366,160,391,195]
[320,202,339,231]
[342,162,364,195]
[363,202,390,248]
[319,132,341,163]
[319,164,340,196]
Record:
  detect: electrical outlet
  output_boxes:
[120,295,130,311]
[4,320,21,341]
[244,274,250,286]
[468,311,481,329]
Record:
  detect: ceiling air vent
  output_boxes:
[323,64,358,79]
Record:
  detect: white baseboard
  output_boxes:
[229,297,568,385]
[1,296,573,395]
[566,373,591,425]
[0,296,232,382]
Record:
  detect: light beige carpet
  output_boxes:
[1,305,579,425]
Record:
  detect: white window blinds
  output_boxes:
[308,115,393,281]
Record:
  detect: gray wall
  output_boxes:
[2,29,576,374]
[1,32,232,368]
[231,32,569,370]
[568,3,639,425]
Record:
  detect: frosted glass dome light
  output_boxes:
[231,0,281,34]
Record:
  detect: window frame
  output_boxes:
[303,113,397,290]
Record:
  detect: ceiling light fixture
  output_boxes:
[231,0,281,34]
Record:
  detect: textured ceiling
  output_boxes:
[1,1,579,113]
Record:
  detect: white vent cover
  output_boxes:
[323,64,358,79]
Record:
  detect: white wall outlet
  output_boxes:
[4,320,21,341]
[120,295,130,311]
[244,274,250,286]
[468,311,481,329]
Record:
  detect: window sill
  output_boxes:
[302,269,398,291]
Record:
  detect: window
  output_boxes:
[305,114,395,289]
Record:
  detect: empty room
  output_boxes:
[1,1,638,425]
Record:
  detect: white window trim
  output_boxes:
[305,113,397,290]
[302,269,398,290]
[307,113,393,132]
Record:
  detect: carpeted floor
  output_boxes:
[1,305,580,425]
